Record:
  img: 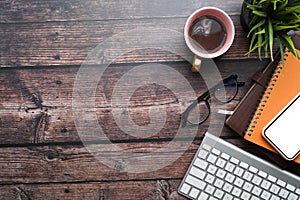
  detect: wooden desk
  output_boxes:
[0,0,298,199]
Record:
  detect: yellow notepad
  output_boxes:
[245,50,300,163]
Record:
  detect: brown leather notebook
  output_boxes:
[226,51,281,137]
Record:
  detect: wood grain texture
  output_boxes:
[0,0,242,23]
[0,60,263,145]
[0,180,186,200]
[0,138,298,185]
[0,15,260,68]
[0,138,261,184]
[1,0,299,197]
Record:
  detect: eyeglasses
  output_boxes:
[181,74,245,127]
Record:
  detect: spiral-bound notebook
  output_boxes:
[244,50,300,163]
[227,49,300,164]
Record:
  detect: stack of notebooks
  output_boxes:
[226,49,300,167]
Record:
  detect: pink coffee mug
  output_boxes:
[184,7,235,72]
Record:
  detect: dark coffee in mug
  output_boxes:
[189,15,227,53]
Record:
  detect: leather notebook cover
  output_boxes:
[226,51,280,137]
[244,49,300,164]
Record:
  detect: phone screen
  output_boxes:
[263,92,300,160]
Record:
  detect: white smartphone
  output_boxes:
[262,92,300,161]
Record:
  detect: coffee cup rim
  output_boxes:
[184,7,235,58]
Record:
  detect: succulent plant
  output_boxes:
[244,0,300,63]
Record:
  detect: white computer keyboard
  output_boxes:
[178,133,300,200]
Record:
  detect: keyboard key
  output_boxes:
[270,184,280,194]
[212,148,221,155]
[194,158,208,170]
[252,175,262,185]
[225,173,235,183]
[205,185,215,195]
[223,182,233,193]
[270,195,280,200]
[234,177,244,187]
[249,166,258,174]
[286,184,296,192]
[233,167,244,176]
[214,189,224,199]
[296,188,300,195]
[209,196,218,200]
[180,183,191,194]
[287,193,298,200]
[198,192,209,200]
[279,188,290,198]
[185,175,206,190]
[207,154,217,164]
[230,157,239,164]
[243,182,253,192]
[261,190,271,200]
[221,152,230,160]
[250,196,260,200]
[241,191,251,200]
[216,169,226,179]
[252,186,262,196]
[190,166,205,179]
[207,165,217,174]
[277,179,286,187]
[258,170,267,178]
[216,158,226,168]
[240,161,249,169]
[214,178,224,189]
[198,149,208,159]
[225,162,235,173]
[261,180,271,190]
[243,171,253,181]
[232,187,242,197]
[202,144,211,151]
[205,174,215,184]
[189,188,199,199]
[223,193,233,200]
[267,175,276,183]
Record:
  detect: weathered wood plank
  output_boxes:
[0,0,243,23]
[0,16,259,68]
[0,180,186,200]
[0,138,268,184]
[0,60,265,144]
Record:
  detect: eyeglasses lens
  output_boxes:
[214,79,238,103]
[187,100,210,124]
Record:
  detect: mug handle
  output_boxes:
[191,55,202,73]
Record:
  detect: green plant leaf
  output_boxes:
[274,25,299,31]
[247,34,258,56]
[255,28,266,35]
[278,34,300,59]
[247,19,266,37]
[247,43,260,55]
[252,10,267,17]
[272,0,281,10]
[268,19,274,61]
[250,15,259,26]
[261,22,269,58]
[277,36,286,66]
[257,0,268,6]
[277,5,300,15]
[246,3,262,11]
[277,0,289,11]
[257,27,263,59]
